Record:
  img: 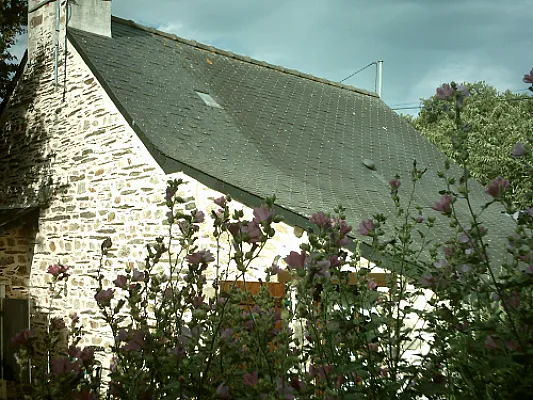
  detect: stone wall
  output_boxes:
[0,223,37,299]
[0,1,307,354]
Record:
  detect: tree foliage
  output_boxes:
[408,82,533,209]
[0,0,27,99]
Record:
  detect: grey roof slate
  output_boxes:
[67,17,515,268]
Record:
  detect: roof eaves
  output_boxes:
[110,16,379,99]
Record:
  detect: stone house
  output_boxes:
[0,0,515,382]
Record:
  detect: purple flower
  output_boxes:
[51,356,81,376]
[432,194,453,214]
[214,196,227,207]
[433,259,447,269]
[436,83,453,99]
[187,249,215,265]
[456,84,470,102]
[309,212,332,228]
[484,335,499,351]
[131,268,145,282]
[47,264,70,280]
[338,220,352,236]
[523,68,533,84]
[329,255,342,268]
[504,291,521,309]
[271,263,284,275]
[358,219,375,236]
[420,273,436,288]
[241,221,261,243]
[366,279,378,290]
[289,375,306,392]
[243,371,258,387]
[192,295,205,309]
[216,382,230,399]
[253,205,275,223]
[284,251,306,269]
[165,186,177,203]
[114,275,128,288]
[389,179,401,189]
[95,289,114,305]
[124,330,145,351]
[276,377,295,400]
[367,342,379,352]
[416,215,425,223]
[80,347,95,363]
[512,142,526,157]
[485,176,509,199]
[313,259,331,278]
[193,210,205,223]
[11,329,35,346]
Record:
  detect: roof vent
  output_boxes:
[196,91,223,109]
[362,159,375,170]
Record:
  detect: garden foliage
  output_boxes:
[11,70,533,399]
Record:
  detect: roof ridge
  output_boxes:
[111,16,378,98]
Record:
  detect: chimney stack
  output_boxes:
[68,0,112,37]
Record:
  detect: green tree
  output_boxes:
[409,82,533,209]
[0,0,27,99]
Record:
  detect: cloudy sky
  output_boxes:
[12,0,533,114]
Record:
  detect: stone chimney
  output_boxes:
[68,0,112,37]
[27,0,111,61]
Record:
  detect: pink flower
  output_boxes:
[523,68,533,84]
[329,255,342,268]
[131,268,145,282]
[309,364,333,379]
[47,264,70,279]
[11,329,35,346]
[124,330,145,351]
[512,142,526,157]
[193,210,205,223]
[504,291,521,309]
[484,335,499,351]
[358,219,375,236]
[284,251,306,269]
[367,342,379,352]
[253,205,275,223]
[216,382,230,399]
[366,279,378,290]
[243,371,258,387]
[95,289,114,305]
[51,355,81,376]
[214,196,227,207]
[241,221,261,243]
[75,389,96,400]
[309,212,332,228]
[276,377,295,400]
[388,179,401,189]
[192,295,205,309]
[436,83,453,99]
[114,275,128,288]
[432,194,453,214]
[80,347,95,363]
[339,220,352,236]
[485,176,509,199]
[187,250,215,265]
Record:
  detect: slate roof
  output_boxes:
[67,17,515,268]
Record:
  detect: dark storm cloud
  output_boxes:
[110,0,533,110]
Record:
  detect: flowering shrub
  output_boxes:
[10,71,533,399]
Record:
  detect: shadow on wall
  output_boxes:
[0,49,56,208]
[0,49,57,398]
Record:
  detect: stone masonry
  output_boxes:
[0,1,308,354]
